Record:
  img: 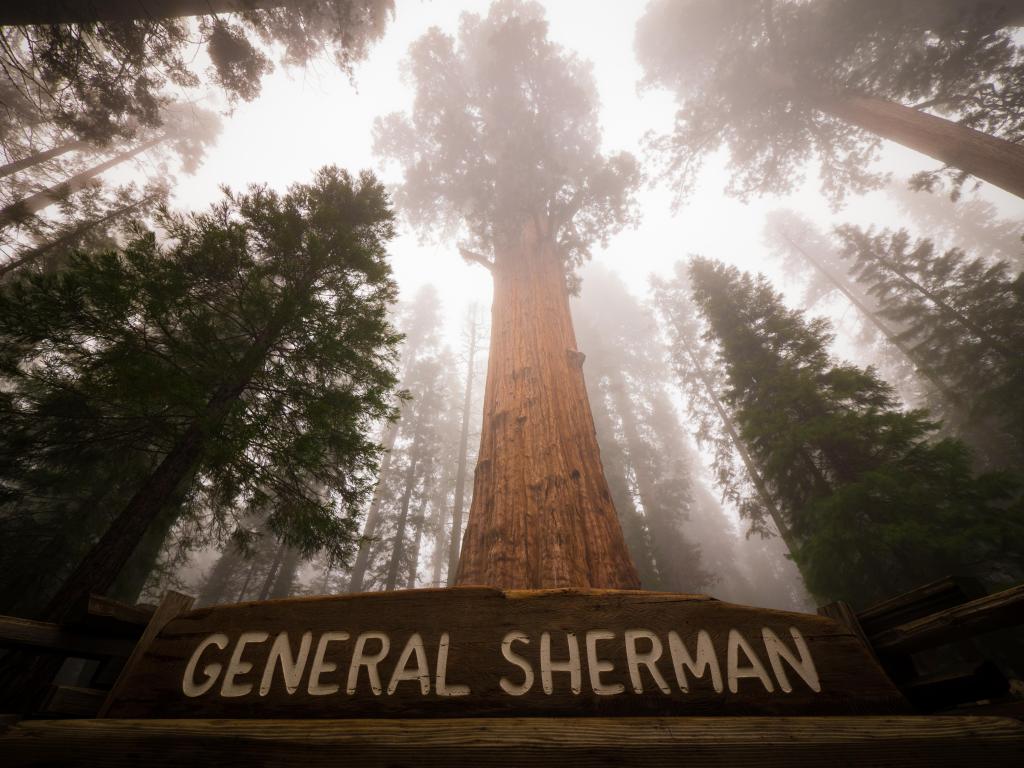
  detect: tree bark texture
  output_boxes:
[455,217,640,589]
[821,95,1024,201]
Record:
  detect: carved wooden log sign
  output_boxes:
[102,588,908,718]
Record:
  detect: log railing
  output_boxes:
[819,579,1024,716]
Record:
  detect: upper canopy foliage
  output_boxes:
[0,1,393,146]
[635,0,1024,203]
[373,0,640,273]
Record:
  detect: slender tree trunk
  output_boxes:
[446,310,479,585]
[384,450,420,591]
[348,421,400,592]
[820,94,1024,200]
[39,280,299,622]
[1,1,317,25]
[606,370,693,592]
[776,227,962,403]
[405,490,431,590]
[257,540,286,601]
[199,545,242,606]
[0,139,86,179]
[0,135,163,230]
[455,216,640,589]
[270,546,301,598]
[236,555,260,601]
[0,192,161,278]
[870,251,1014,358]
[429,459,454,587]
[676,332,793,543]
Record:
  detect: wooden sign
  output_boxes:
[102,587,908,718]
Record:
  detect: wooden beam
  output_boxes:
[1,716,1022,766]
[97,591,194,717]
[858,577,984,637]
[40,686,105,718]
[66,595,154,636]
[903,662,1009,713]
[817,601,879,663]
[872,584,1024,655]
[0,615,136,658]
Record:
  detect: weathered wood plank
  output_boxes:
[2,716,1022,767]
[101,587,908,718]
[41,686,105,718]
[67,595,154,636]
[872,584,1024,655]
[859,577,984,637]
[98,591,194,717]
[903,661,1009,713]
[0,615,136,658]
[817,601,878,662]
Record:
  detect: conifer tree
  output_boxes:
[0,166,402,621]
[0,1,393,146]
[835,224,1024,468]
[573,266,711,592]
[688,257,1023,605]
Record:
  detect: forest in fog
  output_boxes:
[1,0,1023,637]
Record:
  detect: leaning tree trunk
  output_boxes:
[0,139,86,179]
[820,94,1024,201]
[676,331,794,544]
[39,281,299,623]
[0,135,163,230]
[446,312,479,585]
[455,216,640,589]
[775,227,962,404]
[0,192,162,278]
[0,1,312,25]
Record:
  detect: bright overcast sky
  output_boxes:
[153,0,1023,360]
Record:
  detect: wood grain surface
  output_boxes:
[3,715,1023,767]
[102,587,908,718]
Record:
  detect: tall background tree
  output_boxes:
[374,0,642,589]
[685,257,1023,605]
[573,265,712,593]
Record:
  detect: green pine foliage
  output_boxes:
[687,257,1023,606]
[0,166,402,614]
[835,224,1024,469]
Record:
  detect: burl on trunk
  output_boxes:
[455,217,640,589]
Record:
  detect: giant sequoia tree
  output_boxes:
[636,0,1024,203]
[374,0,641,589]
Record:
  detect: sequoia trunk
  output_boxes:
[820,95,1024,201]
[455,217,640,589]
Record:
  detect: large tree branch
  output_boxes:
[459,246,493,271]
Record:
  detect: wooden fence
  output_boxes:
[819,577,1024,716]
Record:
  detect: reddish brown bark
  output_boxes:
[455,216,640,589]
[821,95,1024,201]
